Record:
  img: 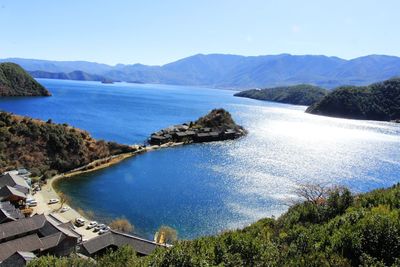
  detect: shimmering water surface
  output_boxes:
[1,79,399,239]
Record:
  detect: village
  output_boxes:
[149,121,245,146]
[0,168,164,266]
[0,109,246,266]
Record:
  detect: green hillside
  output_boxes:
[0,112,134,176]
[235,84,328,106]
[306,78,400,121]
[29,183,400,266]
[0,62,51,96]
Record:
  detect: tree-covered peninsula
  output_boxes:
[0,112,134,176]
[234,84,328,106]
[0,63,51,96]
[306,78,400,121]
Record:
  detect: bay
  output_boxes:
[1,79,399,239]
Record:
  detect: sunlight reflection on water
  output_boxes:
[5,79,398,239]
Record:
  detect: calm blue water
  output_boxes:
[1,79,399,239]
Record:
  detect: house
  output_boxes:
[149,135,170,146]
[79,230,163,257]
[0,173,30,195]
[223,129,237,139]
[0,251,36,267]
[194,132,220,142]
[0,201,24,223]
[0,186,27,203]
[173,131,196,142]
[0,214,81,263]
[0,234,43,264]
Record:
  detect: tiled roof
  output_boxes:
[0,186,26,200]
[0,234,43,262]
[40,232,65,250]
[81,230,162,256]
[0,201,24,222]
[0,173,29,189]
[0,214,46,241]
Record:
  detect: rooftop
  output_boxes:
[0,214,46,241]
[0,173,30,190]
[0,186,27,201]
[81,230,162,256]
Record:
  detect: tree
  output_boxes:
[58,191,69,209]
[155,226,177,244]
[295,183,330,205]
[109,218,134,233]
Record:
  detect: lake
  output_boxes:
[1,79,399,240]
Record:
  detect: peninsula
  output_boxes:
[0,63,51,96]
[149,109,246,145]
[306,77,400,121]
[0,111,135,177]
[234,84,328,106]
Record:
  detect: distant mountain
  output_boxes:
[235,84,328,106]
[306,78,400,121]
[0,63,51,96]
[2,54,400,89]
[29,70,112,82]
[0,58,113,74]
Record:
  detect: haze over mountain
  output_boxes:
[2,54,400,89]
[28,70,111,82]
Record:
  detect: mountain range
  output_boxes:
[1,54,400,89]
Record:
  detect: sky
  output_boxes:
[0,0,399,65]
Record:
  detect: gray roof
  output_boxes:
[40,232,65,250]
[0,202,24,222]
[0,214,46,241]
[196,132,220,138]
[225,129,236,134]
[0,209,17,224]
[0,214,81,262]
[44,215,81,239]
[151,135,167,140]
[0,174,29,190]
[175,132,189,137]
[81,230,162,256]
[0,186,27,201]
[0,234,43,262]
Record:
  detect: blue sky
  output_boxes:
[0,0,399,65]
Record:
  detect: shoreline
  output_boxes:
[40,141,185,241]
[50,141,186,187]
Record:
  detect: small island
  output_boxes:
[0,63,51,96]
[149,109,246,146]
[306,78,400,121]
[101,78,114,84]
[234,84,328,106]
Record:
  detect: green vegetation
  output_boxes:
[306,78,400,121]
[0,62,51,96]
[194,108,243,131]
[235,84,328,106]
[28,183,400,266]
[0,111,134,176]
